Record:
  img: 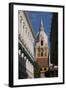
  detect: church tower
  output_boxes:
[35,19,49,77]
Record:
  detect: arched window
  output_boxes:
[41,52,43,56]
[37,47,40,56]
[41,40,43,46]
[44,47,47,56]
[38,47,40,52]
[41,48,43,56]
[45,52,47,56]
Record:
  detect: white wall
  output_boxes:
[26,59,34,78]
[18,11,35,56]
[0,0,66,90]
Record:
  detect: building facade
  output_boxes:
[35,19,49,77]
[18,11,36,79]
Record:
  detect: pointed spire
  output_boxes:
[40,18,44,31]
[41,18,43,27]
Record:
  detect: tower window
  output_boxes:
[41,52,43,56]
[38,47,40,52]
[37,47,40,56]
[41,48,43,56]
[45,52,47,56]
[41,40,43,46]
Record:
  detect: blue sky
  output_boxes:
[28,11,53,47]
